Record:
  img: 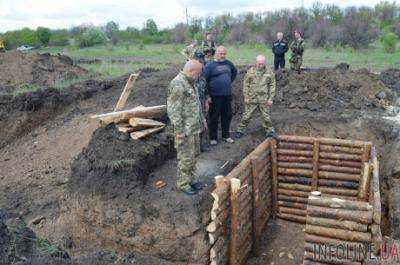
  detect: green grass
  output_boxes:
[38,41,400,78]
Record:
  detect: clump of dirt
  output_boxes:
[380,68,400,92]
[273,68,396,113]
[0,51,89,88]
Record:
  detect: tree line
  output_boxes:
[0,1,399,52]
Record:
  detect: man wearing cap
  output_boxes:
[202,32,216,62]
[289,30,304,73]
[235,55,276,139]
[181,40,198,61]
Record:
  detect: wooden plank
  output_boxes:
[271,140,278,219]
[114,73,140,111]
[130,125,165,140]
[358,163,371,201]
[312,140,320,190]
[250,156,260,256]
[230,178,241,265]
[128,117,165,128]
[91,105,166,125]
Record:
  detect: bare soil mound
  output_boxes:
[0,51,88,88]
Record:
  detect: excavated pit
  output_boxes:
[58,66,400,264]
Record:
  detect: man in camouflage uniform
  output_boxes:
[202,32,216,62]
[289,30,304,73]
[235,55,276,138]
[167,60,206,195]
[181,40,198,61]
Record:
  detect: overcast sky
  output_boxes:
[0,0,391,32]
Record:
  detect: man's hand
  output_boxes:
[204,98,211,112]
[176,133,186,140]
[244,96,250,104]
[266,100,273,107]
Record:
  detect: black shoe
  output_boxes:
[235,131,244,139]
[191,182,204,191]
[266,129,277,139]
[181,186,198,195]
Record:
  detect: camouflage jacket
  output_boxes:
[290,38,304,56]
[243,66,276,103]
[202,40,216,57]
[195,75,209,112]
[167,72,203,136]
[181,45,197,60]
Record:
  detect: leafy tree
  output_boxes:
[145,19,158,35]
[105,21,119,38]
[37,27,51,45]
[382,31,398,53]
[49,29,69,46]
[76,27,107,47]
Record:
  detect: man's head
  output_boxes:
[215,46,227,61]
[294,30,301,39]
[183,60,203,80]
[205,32,213,41]
[255,55,266,69]
[277,32,284,41]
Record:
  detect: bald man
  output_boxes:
[204,46,238,145]
[235,55,276,138]
[167,60,206,195]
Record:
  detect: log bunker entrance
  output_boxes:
[208,135,382,265]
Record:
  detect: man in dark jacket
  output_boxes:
[204,46,237,145]
[272,32,289,70]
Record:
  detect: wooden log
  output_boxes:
[306,216,368,232]
[277,212,306,223]
[117,125,135,133]
[279,188,310,198]
[278,200,307,210]
[278,168,313,177]
[278,155,313,163]
[271,139,278,219]
[302,260,331,265]
[304,251,362,265]
[318,171,359,181]
[370,148,381,225]
[278,194,309,203]
[278,142,313,150]
[306,205,372,224]
[319,158,362,168]
[250,156,261,256]
[370,224,382,253]
[322,194,358,201]
[306,224,371,242]
[230,178,240,265]
[318,187,359,197]
[277,135,315,144]
[312,140,320,190]
[278,183,312,192]
[279,206,307,216]
[278,162,313,169]
[210,237,229,265]
[207,205,230,232]
[319,144,363,155]
[305,234,367,250]
[114,73,139,111]
[279,175,312,185]
[318,164,361,174]
[128,117,165,128]
[91,105,166,125]
[308,196,372,211]
[278,149,314,157]
[319,152,361,162]
[361,144,371,163]
[130,125,165,140]
[278,135,371,148]
[358,163,371,201]
[317,179,358,189]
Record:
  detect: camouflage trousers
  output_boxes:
[289,54,303,71]
[237,103,273,133]
[175,133,200,189]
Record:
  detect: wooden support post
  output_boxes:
[114,73,140,111]
[229,178,241,265]
[358,162,371,201]
[271,139,278,218]
[312,140,320,190]
[250,156,260,256]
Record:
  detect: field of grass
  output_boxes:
[40,42,400,78]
